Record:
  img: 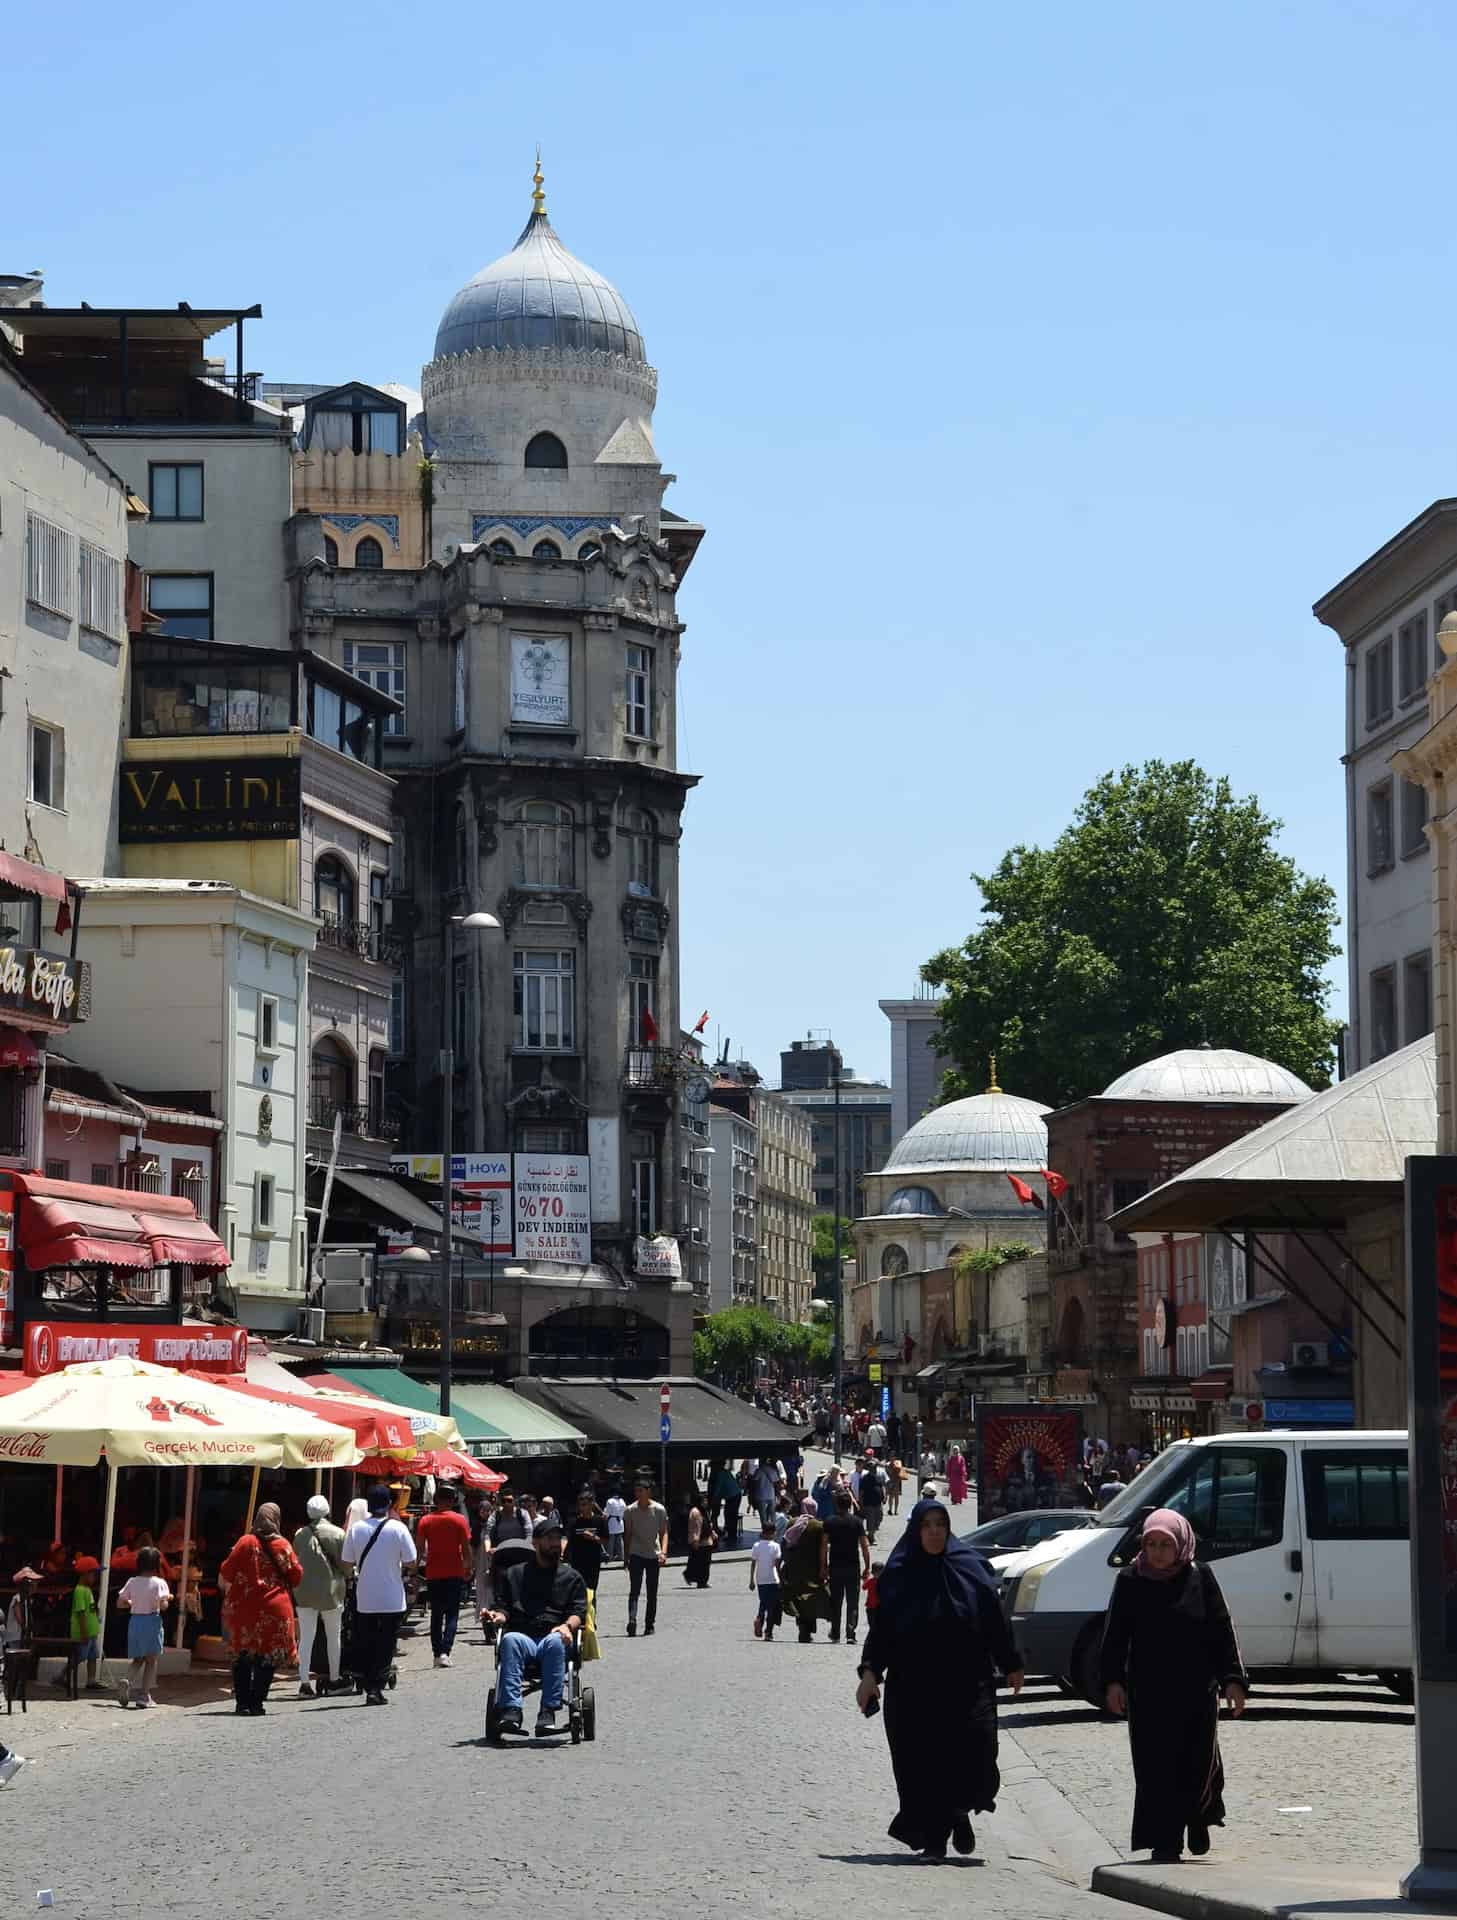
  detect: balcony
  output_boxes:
[317,916,403,966]
[309,1095,401,1141]
[622,1046,678,1092]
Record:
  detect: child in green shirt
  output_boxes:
[68,1559,102,1691]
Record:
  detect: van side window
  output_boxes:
[1175,1448,1286,1561]
[1301,1450,1409,1540]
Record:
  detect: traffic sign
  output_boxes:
[660,1414,672,1444]
[659,1383,671,1412]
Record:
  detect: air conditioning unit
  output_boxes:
[322,1250,370,1285]
[1291,1340,1329,1369]
[322,1280,370,1314]
[305,1307,327,1343]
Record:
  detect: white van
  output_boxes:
[1003,1430,1411,1702]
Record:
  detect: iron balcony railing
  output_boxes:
[622,1046,679,1091]
[317,915,403,965]
[309,1095,402,1141]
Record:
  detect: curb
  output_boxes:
[1090,1861,1413,1920]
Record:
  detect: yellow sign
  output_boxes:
[868,1364,882,1383]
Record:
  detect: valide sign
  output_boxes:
[119,757,302,842]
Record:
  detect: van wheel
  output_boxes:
[1074,1624,1104,1708]
[1379,1670,1414,1703]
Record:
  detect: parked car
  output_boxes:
[1003,1431,1412,1703]
[960,1508,1095,1572]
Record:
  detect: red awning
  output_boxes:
[0,851,67,905]
[13,1174,226,1272]
[134,1211,230,1270]
[0,1027,41,1071]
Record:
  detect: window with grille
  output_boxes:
[26,511,73,617]
[625,644,653,737]
[1365,636,1394,726]
[513,949,576,1050]
[624,807,657,896]
[515,802,574,889]
[78,541,123,639]
[344,642,406,735]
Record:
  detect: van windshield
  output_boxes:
[1095,1443,1193,1527]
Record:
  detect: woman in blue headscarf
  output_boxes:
[855,1498,1024,1860]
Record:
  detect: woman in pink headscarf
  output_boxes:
[1098,1508,1248,1863]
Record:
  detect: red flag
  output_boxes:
[1007,1173,1045,1210]
[641,1008,658,1046]
[1042,1168,1068,1200]
[54,896,72,936]
[692,1009,710,1035]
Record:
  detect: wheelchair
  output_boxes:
[484,1620,595,1746]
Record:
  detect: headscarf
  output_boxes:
[783,1497,817,1547]
[253,1503,282,1541]
[344,1496,369,1530]
[1133,1508,1196,1581]
[875,1497,999,1627]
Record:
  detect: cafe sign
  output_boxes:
[0,946,87,1028]
[119,756,302,843]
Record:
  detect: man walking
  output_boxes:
[865,1414,886,1457]
[417,1485,474,1669]
[820,1490,870,1646]
[622,1481,668,1637]
[486,1516,586,1737]
[341,1484,416,1705]
[858,1455,886,1544]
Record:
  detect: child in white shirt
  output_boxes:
[117,1546,171,1709]
[748,1520,782,1641]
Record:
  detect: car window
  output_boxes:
[1301,1450,1408,1541]
[1109,1449,1285,1565]
[972,1517,1024,1548]
[1027,1516,1068,1544]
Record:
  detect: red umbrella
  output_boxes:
[352,1448,505,1491]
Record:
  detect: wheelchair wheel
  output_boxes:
[582,1687,596,1742]
[485,1690,501,1745]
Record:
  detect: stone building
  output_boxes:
[265,379,427,569]
[708,1102,758,1312]
[775,1038,892,1217]
[756,1092,814,1324]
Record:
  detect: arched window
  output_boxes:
[489,538,514,558]
[881,1244,909,1278]
[525,431,567,470]
[310,1034,354,1125]
[323,535,339,566]
[515,801,574,890]
[533,539,561,562]
[354,536,384,569]
[314,853,355,928]
[578,540,602,563]
[624,806,657,897]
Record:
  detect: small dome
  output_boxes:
[885,1186,947,1216]
[884,1091,1050,1176]
[433,205,645,364]
[1101,1047,1314,1104]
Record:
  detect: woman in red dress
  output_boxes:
[220,1503,303,1717]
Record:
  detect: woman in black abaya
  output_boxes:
[1099,1508,1248,1863]
[855,1498,1024,1860]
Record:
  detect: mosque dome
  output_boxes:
[1100,1046,1314,1104]
[883,1088,1050,1176]
[432,163,645,364]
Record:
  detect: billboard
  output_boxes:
[513,1153,591,1264]
[452,1154,513,1255]
[975,1403,1085,1521]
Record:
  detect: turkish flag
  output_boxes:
[1042,1168,1069,1200]
[641,1009,658,1046]
[692,1009,710,1035]
[1007,1173,1046,1210]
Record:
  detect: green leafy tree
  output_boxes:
[693,1305,834,1382]
[923,760,1341,1109]
[811,1214,855,1300]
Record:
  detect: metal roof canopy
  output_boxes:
[3,304,261,343]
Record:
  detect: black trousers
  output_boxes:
[232,1653,275,1712]
[355,1610,403,1693]
[627,1555,660,1628]
[828,1568,860,1638]
[723,1499,742,1548]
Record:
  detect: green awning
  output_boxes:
[447,1384,587,1459]
[316,1365,507,1443]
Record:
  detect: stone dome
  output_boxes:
[433,201,645,365]
[883,1091,1050,1176]
[1100,1047,1314,1104]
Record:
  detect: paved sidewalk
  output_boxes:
[1090,1858,1438,1920]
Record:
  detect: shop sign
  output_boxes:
[1263,1398,1353,1425]
[0,945,86,1027]
[510,633,570,727]
[119,757,302,842]
[513,1153,591,1264]
[868,1363,883,1384]
[24,1320,248,1377]
[452,1154,512,1255]
[634,1234,681,1279]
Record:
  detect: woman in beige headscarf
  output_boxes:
[219,1504,303,1716]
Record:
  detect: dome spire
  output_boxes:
[987,1054,1002,1095]
[532,146,546,219]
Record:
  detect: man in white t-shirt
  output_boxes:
[342,1484,417,1705]
[747,1520,783,1641]
[603,1491,627,1564]
[865,1419,886,1455]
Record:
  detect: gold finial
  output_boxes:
[532,147,546,217]
[987,1054,1002,1095]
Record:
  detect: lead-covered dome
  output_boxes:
[884,1091,1050,1176]
[433,196,645,364]
[1101,1047,1314,1103]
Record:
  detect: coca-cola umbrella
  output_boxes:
[184,1372,421,1462]
[352,1447,505,1491]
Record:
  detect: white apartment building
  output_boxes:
[1315,501,1455,1069]
[708,1103,758,1313]
[755,1090,814,1324]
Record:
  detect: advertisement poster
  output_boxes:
[633,1234,682,1279]
[510,633,570,727]
[451,1154,513,1255]
[1435,1184,1457,1654]
[975,1404,1084,1520]
[513,1152,591,1264]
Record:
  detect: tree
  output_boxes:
[811,1214,855,1300]
[923,760,1341,1109]
[693,1305,834,1382]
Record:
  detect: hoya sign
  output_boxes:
[513,1154,591,1265]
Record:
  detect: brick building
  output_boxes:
[1042,1047,1313,1444]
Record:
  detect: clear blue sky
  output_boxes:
[12,0,1451,1086]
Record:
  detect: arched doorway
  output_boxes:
[529,1305,668,1377]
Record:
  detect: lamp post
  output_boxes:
[439,909,501,1416]
[832,1050,843,1463]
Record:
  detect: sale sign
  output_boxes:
[513,1153,591,1265]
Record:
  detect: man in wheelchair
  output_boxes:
[485,1515,588,1737]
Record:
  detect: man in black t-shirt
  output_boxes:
[566,1492,608,1592]
[819,1492,871,1645]
[487,1519,587,1736]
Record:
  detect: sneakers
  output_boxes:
[625,1620,637,1637]
[434,1653,452,1669]
[498,1706,526,1736]
[297,1682,316,1699]
[535,1704,565,1736]
[644,1625,655,1636]
[846,1632,857,1646]
[0,1754,28,1787]
[364,1690,387,1707]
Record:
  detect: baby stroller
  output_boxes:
[483,1538,595,1746]
[339,1582,399,1696]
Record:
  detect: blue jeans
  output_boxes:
[497,1630,567,1711]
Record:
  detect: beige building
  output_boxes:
[756,1090,814,1324]
[265,380,427,570]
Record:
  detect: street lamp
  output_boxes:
[440,909,501,1415]
[832,1051,844,1463]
